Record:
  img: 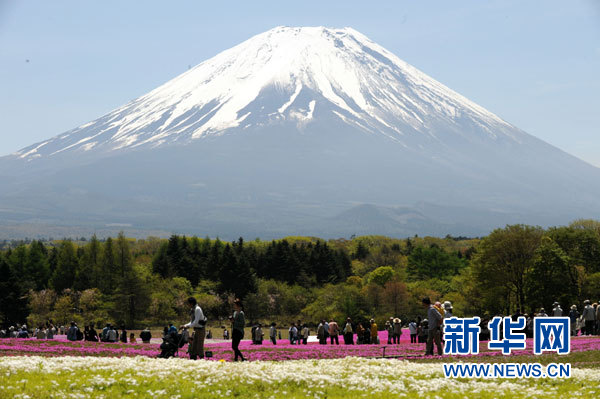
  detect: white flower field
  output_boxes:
[1,356,599,399]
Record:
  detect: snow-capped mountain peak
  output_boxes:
[13,26,517,161]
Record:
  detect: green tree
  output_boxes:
[407,245,465,281]
[547,226,600,273]
[367,266,395,287]
[79,288,109,327]
[217,243,257,299]
[112,263,151,328]
[0,256,29,325]
[51,293,81,326]
[27,289,57,328]
[525,237,578,312]
[115,232,132,278]
[471,225,543,313]
[100,237,117,294]
[50,241,79,292]
[26,241,50,291]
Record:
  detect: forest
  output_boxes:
[1,220,599,329]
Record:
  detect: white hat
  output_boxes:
[443,301,453,310]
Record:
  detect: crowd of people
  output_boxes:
[2,297,599,360]
[0,322,154,344]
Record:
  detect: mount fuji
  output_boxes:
[1,26,599,239]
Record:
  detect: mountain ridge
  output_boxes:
[1,26,598,239]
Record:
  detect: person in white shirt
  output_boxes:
[408,320,418,343]
[181,296,206,360]
[552,302,563,317]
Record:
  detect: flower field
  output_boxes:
[1,332,600,362]
[1,355,600,399]
[1,333,599,398]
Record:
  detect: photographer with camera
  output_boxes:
[180,297,207,360]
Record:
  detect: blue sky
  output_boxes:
[1,0,599,166]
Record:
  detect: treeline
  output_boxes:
[1,219,599,329]
[151,236,351,296]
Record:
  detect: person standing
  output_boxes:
[254,324,264,345]
[355,323,364,345]
[370,319,378,344]
[408,320,418,343]
[386,318,394,344]
[392,318,402,344]
[568,305,579,336]
[231,298,246,361]
[423,298,442,356]
[181,297,207,360]
[443,301,453,318]
[596,302,600,335]
[269,323,277,345]
[552,302,563,317]
[582,300,595,335]
[301,324,309,344]
[329,319,339,345]
[343,318,354,345]
[292,323,300,345]
[317,321,326,345]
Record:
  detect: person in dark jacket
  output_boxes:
[67,322,79,341]
[231,298,246,361]
[140,327,152,343]
[120,328,128,343]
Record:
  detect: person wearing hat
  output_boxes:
[552,302,563,317]
[386,318,393,344]
[537,308,548,317]
[582,300,595,335]
[370,319,378,344]
[443,301,453,318]
[392,318,402,344]
[568,305,579,336]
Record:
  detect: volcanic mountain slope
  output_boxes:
[1,26,598,238]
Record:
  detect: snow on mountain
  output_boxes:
[2,26,599,239]
[13,26,518,161]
